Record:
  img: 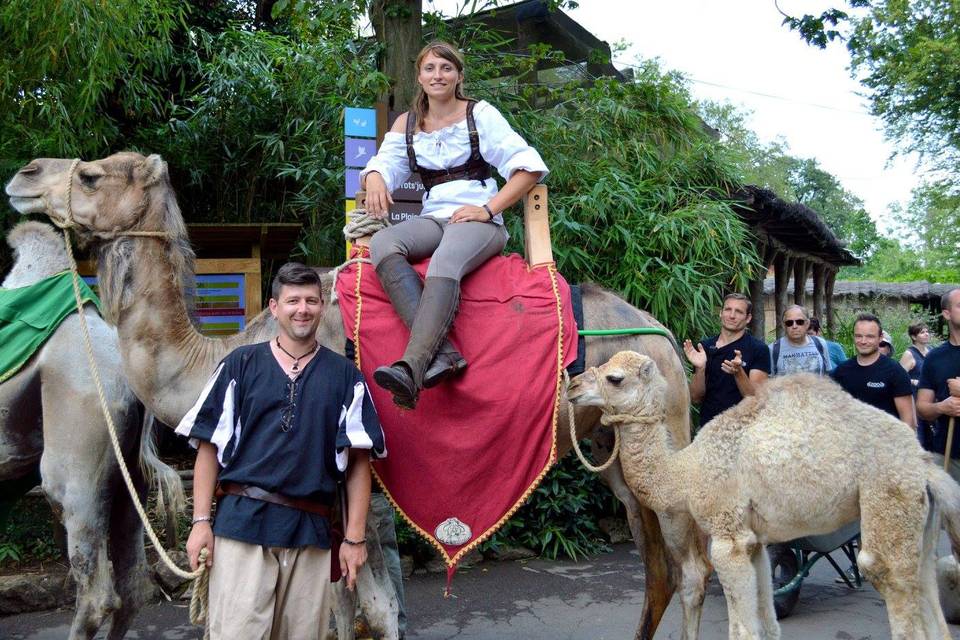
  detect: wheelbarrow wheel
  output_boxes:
[769,543,800,619]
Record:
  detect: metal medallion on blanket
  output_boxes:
[435,517,472,545]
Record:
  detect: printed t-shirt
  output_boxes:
[769,336,832,376]
[698,332,771,427]
[829,355,913,418]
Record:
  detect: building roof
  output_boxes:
[451,0,624,80]
[735,185,859,267]
[762,278,957,301]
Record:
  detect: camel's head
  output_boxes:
[5,152,177,242]
[567,351,667,417]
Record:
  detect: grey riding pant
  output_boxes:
[369,216,508,281]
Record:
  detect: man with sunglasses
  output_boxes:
[769,304,832,376]
[176,262,386,640]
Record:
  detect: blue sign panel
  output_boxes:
[344,107,376,138]
[345,169,361,198]
[345,137,375,168]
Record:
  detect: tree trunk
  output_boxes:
[370,0,423,112]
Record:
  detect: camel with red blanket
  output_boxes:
[7,151,708,640]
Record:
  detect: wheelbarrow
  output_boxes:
[769,520,862,619]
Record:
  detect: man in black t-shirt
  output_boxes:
[830,313,914,424]
[919,288,960,479]
[684,293,770,427]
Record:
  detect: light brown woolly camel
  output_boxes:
[569,350,960,640]
[7,152,709,639]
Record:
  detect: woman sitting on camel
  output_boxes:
[360,40,548,409]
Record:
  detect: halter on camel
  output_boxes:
[50,159,213,634]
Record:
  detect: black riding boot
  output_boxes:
[373,276,461,409]
[375,254,467,389]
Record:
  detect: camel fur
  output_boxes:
[7,152,709,639]
[0,221,184,640]
[568,350,960,640]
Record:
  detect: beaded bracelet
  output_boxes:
[343,537,367,546]
[191,515,213,525]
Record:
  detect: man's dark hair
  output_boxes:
[942,288,960,311]
[908,322,927,339]
[808,316,822,333]
[723,292,752,315]
[854,312,882,333]
[271,262,322,301]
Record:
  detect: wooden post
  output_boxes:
[811,263,826,322]
[825,268,838,335]
[773,252,795,339]
[749,242,775,339]
[793,258,811,308]
[523,184,553,265]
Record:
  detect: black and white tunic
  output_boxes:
[175,342,386,549]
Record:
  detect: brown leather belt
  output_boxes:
[216,482,332,517]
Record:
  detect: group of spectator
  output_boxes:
[684,289,960,474]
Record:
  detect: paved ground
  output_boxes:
[3,540,960,639]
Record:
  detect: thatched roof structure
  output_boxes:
[735,185,858,266]
[763,278,956,302]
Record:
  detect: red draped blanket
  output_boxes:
[335,249,577,581]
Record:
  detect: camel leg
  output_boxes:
[751,545,780,640]
[600,460,676,640]
[919,497,951,639]
[658,512,710,640]
[331,511,399,640]
[858,484,928,639]
[710,535,762,640]
[43,463,119,640]
[105,419,149,640]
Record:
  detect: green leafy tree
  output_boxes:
[786,157,881,259]
[781,0,960,177]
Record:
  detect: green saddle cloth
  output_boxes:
[0,271,102,384]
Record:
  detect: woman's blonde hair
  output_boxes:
[410,41,470,129]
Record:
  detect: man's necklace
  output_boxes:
[275,337,318,373]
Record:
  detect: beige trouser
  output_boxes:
[208,536,332,640]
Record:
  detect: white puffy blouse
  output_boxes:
[359,100,549,223]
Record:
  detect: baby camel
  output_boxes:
[568,351,960,640]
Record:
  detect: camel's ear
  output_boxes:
[138,154,168,187]
[638,358,657,379]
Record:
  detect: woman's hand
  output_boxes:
[451,204,493,223]
[363,172,393,219]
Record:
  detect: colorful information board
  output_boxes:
[82,274,247,335]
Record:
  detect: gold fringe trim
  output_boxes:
[350,257,566,567]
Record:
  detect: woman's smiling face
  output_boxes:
[418,51,462,99]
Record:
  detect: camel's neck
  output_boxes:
[104,238,273,425]
[615,415,686,514]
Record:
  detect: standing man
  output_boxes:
[769,305,832,376]
[807,316,847,368]
[684,293,770,427]
[830,313,914,426]
[918,288,960,479]
[178,263,387,640]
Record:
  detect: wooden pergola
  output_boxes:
[735,186,859,339]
